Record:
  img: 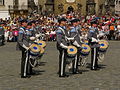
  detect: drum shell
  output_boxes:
[80,44,91,56]
[80,51,90,56]
[29,43,41,57]
[98,47,108,52]
[37,40,46,48]
[98,40,109,52]
[67,46,77,58]
[29,51,40,56]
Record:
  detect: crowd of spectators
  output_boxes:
[0,12,120,44]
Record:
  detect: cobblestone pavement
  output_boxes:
[0,41,120,90]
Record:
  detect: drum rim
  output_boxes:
[99,40,109,46]
[82,44,91,53]
[29,44,41,53]
[67,46,77,55]
[99,41,108,49]
[37,40,46,48]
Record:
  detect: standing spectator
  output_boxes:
[13,27,19,42]
[109,23,115,40]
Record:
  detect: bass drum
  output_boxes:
[98,40,109,52]
[37,40,46,48]
[67,46,77,58]
[80,44,91,56]
[29,44,41,56]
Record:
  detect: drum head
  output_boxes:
[82,44,91,53]
[29,44,40,53]
[99,41,108,49]
[67,46,77,56]
[84,40,89,45]
[37,40,46,48]
[99,40,109,46]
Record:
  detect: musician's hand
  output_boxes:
[30,37,36,41]
[67,37,74,41]
[24,47,29,50]
[91,37,98,42]
[60,43,68,49]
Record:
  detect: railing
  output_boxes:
[8,5,28,10]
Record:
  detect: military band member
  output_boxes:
[17,19,36,78]
[88,21,100,70]
[0,22,5,45]
[69,19,82,74]
[56,18,69,77]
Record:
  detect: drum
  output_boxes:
[98,40,109,52]
[29,44,41,56]
[99,40,109,46]
[84,40,89,45]
[67,46,77,58]
[80,44,91,56]
[39,47,45,56]
[37,40,46,48]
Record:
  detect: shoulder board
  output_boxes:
[56,29,62,34]
[70,28,76,32]
[19,30,24,34]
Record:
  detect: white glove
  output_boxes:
[67,37,74,41]
[22,44,29,50]
[97,35,100,38]
[30,37,36,41]
[73,41,81,47]
[60,43,68,49]
[91,37,98,42]
[79,36,83,39]
[35,34,41,38]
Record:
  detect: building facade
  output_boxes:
[39,0,117,15]
[115,0,120,14]
[0,0,13,19]
[0,0,29,19]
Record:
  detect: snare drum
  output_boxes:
[84,40,89,45]
[98,40,108,52]
[39,47,45,56]
[80,44,91,56]
[37,40,46,48]
[67,46,77,58]
[29,44,41,56]
[99,40,109,46]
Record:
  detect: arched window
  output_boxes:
[87,0,95,4]
[46,0,54,3]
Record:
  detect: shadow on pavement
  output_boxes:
[86,63,107,69]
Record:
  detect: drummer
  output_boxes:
[56,17,69,77]
[69,19,83,74]
[88,21,100,70]
[17,19,36,78]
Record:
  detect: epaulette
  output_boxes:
[70,28,76,32]
[19,30,24,34]
[56,29,62,34]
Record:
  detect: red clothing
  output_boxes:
[13,31,18,36]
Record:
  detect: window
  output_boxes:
[0,0,4,5]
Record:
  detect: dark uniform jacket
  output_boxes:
[88,27,100,48]
[16,27,35,51]
[56,26,69,50]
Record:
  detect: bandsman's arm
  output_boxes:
[56,29,68,49]
[18,29,29,50]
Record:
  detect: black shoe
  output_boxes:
[91,67,99,70]
[21,75,31,78]
[96,66,101,68]
[29,72,36,75]
[59,74,69,77]
[73,71,82,74]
